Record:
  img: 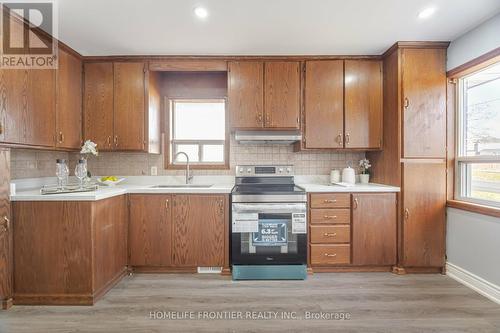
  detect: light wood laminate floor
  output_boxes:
[0,273,499,332]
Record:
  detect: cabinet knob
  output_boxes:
[337,133,343,146]
[257,114,263,124]
[345,133,350,145]
[323,215,337,219]
[404,98,409,109]
[323,233,337,237]
[324,253,337,257]
[165,199,169,210]
[353,198,359,209]
[404,208,410,220]
[323,199,337,203]
[107,136,111,147]
[114,135,118,147]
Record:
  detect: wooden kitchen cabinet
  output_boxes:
[13,195,128,305]
[172,195,226,267]
[264,61,301,129]
[56,49,82,149]
[304,60,344,148]
[0,149,12,309]
[129,194,172,267]
[83,62,114,150]
[0,69,26,144]
[402,161,446,267]
[402,48,446,158]
[352,193,397,266]
[344,60,383,149]
[113,62,146,151]
[228,61,264,129]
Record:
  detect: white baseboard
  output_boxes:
[446,262,500,305]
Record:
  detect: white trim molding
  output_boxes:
[447,262,500,305]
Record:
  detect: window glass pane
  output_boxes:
[462,63,500,157]
[173,101,225,140]
[202,145,224,163]
[173,144,199,163]
[461,162,500,204]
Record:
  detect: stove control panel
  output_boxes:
[236,165,294,177]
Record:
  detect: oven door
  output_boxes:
[231,202,307,265]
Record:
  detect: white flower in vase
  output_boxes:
[79,140,99,181]
[358,158,371,184]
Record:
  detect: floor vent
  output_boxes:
[197,267,222,274]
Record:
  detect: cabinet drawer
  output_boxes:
[311,244,350,265]
[310,209,350,224]
[310,193,350,208]
[310,225,350,244]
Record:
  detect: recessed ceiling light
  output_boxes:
[418,7,437,19]
[194,7,208,19]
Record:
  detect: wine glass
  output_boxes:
[75,159,87,189]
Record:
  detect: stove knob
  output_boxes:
[247,168,252,174]
[278,168,283,173]
[238,168,244,174]
[286,167,291,173]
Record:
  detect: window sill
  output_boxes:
[447,200,500,218]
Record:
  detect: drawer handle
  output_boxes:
[323,232,337,237]
[324,215,337,219]
[324,253,337,257]
[323,199,337,203]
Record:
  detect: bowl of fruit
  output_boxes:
[98,176,125,186]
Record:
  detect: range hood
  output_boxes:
[234,130,302,144]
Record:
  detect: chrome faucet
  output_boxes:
[174,152,193,184]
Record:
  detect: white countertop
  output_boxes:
[10,176,399,201]
[297,182,400,193]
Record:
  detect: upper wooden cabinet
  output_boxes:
[345,60,383,149]
[228,61,300,130]
[0,69,26,144]
[264,61,301,129]
[352,193,397,266]
[56,49,82,149]
[402,48,446,158]
[83,61,158,152]
[83,62,114,150]
[304,60,344,148]
[228,62,264,129]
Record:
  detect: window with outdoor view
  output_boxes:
[456,61,500,207]
[168,99,227,167]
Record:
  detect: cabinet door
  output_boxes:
[26,69,56,147]
[0,149,12,309]
[129,195,171,266]
[0,69,26,144]
[228,61,264,129]
[402,49,446,158]
[264,62,300,129]
[402,161,446,267]
[345,60,383,149]
[172,195,225,267]
[352,193,397,266]
[56,49,82,149]
[113,62,146,151]
[83,62,114,150]
[304,61,344,148]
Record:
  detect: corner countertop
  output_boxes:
[297,182,400,193]
[10,176,399,202]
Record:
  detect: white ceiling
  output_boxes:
[57,0,500,56]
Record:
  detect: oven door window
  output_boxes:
[240,214,298,255]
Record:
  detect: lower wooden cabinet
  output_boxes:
[352,193,397,266]
[128,194,228,271]
[309,192,397,271]
[129,194,172,266]
[12,195,127,305]
[0,149,12,309]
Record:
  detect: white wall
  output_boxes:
[447,12,500,70]
[447,208,500,287]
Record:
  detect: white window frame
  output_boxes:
[168,98,227,166]
[455,63,500,208]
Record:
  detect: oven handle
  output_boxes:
[232,203,307,214]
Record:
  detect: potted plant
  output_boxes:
[80,140,99,181]
[358,158,371,184]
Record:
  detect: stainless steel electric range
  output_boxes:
[230,165,308,280]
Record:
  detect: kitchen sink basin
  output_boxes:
[150,184,213,188]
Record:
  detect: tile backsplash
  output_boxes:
[10,136,364,179]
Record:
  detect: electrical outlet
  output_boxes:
[150,166,158,176]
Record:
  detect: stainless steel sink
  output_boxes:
[150,184,213,188]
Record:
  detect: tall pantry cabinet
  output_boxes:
[367,42,449,273]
